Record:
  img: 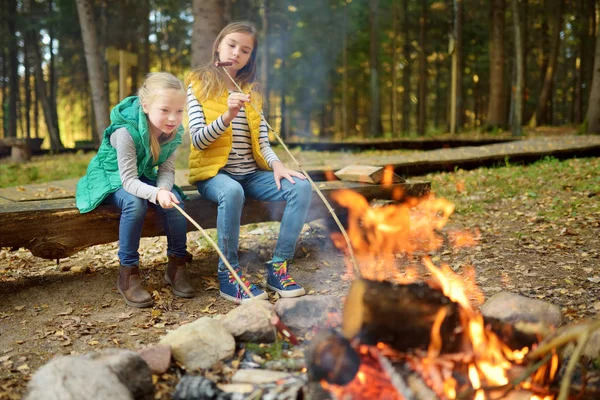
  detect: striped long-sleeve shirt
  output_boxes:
[187,85,279,175]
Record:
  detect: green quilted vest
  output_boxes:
[76,96,183,213]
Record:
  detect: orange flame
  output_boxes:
[326,190,558,399]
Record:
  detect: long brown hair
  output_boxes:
[185,21,259,102]
[138,72,185,163]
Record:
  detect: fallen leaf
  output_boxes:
[202,277,219,291]
[117,311,133,320]
[16,364,29,371]
[57,308,74,316]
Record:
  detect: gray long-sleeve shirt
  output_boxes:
[110,127,176,204]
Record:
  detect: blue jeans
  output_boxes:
[197,170,312,271]
[104,178,187,267]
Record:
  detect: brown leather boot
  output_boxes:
[164,255,195,298]
[117,266,154,308]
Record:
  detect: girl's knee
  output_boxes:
[219,184,245,205]
[122,196,148,218]
[292,179,312,202]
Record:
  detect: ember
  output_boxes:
[307,188,579,400]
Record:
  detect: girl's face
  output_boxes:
[217,32,254,75]
[142,89,186,136]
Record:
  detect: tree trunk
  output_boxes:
[512,0,524,136]
[7,0,18,138]
[528,0,563,128]
[521,0,529,120]
[47,0,59,138]
[450,0,464,133]
[33,73,39,139]
[434,66,441,128]
[574,0,585,124]
[586,0,600,134]
[391,0,398,137]
[31,41,63,150]
[24,38,31,139]
[401,0,411,134]
[140,1,150,77]
[487,0,506,129]
[75,0,110,142]
[342,1,349,139]
[369,0,382,137]
[417,0,428,135]
[191,0,225,69]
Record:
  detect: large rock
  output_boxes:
[24,349,153,400]
[275,295,341,337]
[160,317,235,370]
[481,291,563,327]
[221,300,275,342]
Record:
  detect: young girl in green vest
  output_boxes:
[76,72,194,308]
[186,21,311,304]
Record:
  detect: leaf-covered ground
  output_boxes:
[1,156,599,399]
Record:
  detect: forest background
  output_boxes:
[1,0,599,152]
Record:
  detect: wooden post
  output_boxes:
[105,46,138,101]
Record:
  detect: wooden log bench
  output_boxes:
[0,137,44,162]
[0,180,431,260]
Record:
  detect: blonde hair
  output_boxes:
[185,21,259,102]
[138,72,185,163]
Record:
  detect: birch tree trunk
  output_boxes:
[191,0,225,69]
[75,0,110,142]
[487,0,506,129]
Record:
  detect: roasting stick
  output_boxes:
[217,61,360,278]
[172,203,299,345]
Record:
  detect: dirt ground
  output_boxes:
[1,162,600,399]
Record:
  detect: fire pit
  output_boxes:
[306,189,600,400]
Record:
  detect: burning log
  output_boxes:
[342,278,464,354]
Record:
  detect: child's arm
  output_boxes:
[256,118,306,189]
[156,152,176,191]
[111,128,162,204]
[188,86,228,150]
[257,118,280,167]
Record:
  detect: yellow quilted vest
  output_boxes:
[188,80,270,184]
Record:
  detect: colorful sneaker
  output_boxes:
[265,260,306,298]
[217,268,268,304]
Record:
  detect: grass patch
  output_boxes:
[0,152,95,188]
[425,156,600,219]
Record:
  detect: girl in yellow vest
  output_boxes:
[186,21,311,304]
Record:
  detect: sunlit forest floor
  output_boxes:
[1,128,599,398]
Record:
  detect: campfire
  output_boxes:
[307,188,599,400]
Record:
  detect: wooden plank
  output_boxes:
[0,180,431,260]
[301,135,600,181]
[278,136,517,151]
[334,165,404,184]
[0,178,78,201]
